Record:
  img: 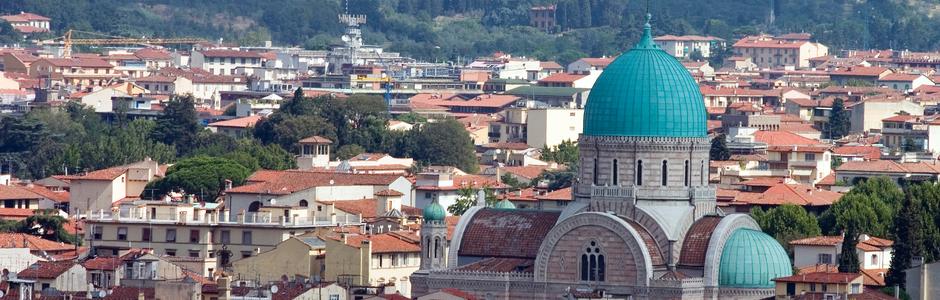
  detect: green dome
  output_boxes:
[423,201,446,222]
[583,14,707,138]
[493,199,516,209]
[718,229,792,288]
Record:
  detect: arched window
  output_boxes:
[636,160,643,186]
[701,161,706,185]
[593,159,599,185]
[580,241,605,281]
[612,159,619,185]
[433,237,440,259]
[298,200,308,207]
[426,238,432,258]
[684,160,690,187]
[661,160,668,186]
[248,201,262,212]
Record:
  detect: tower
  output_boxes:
[296,135,332,170]
[419,199,448,270]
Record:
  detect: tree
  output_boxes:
[500,173,529,190]
[19,210,81,245]
[829,98,851,140]
[148,156,251,201]
[710,134,731,161]
[447,186,497,215]
[819,193,894,237]
[541,140,579,168]
[689,49,704,62]
[410,120,479,173]
[751,205,821,253]
[0,21,22,45]
[336,144,366,160]
[887,190,925,288]
[396,112,427,124]
[534,169,577,190]
[151,95,201,153]
[838,226,861,273]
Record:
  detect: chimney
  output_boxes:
[224,179,233,190]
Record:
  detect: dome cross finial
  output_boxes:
[635,11,657,49]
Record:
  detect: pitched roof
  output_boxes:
[82,256,125,271]
[538,73,586,83]
[830,66,891,77]
[832,146,882,160]
[0,208,34,218]
[457,209,560,259]
[536,187,572,201]
[837,160,940,174]
[576,57,614,67]
[207,115,262,128]
[729,183,841,207]
[879,73,926,82]
[227,170,402,195]
[298,135,332,144]
[733,36,808,49]
[0,12,50,22]
[0,233,76,252]
[773,272,861,284]
[21,185,69,203]
[754,130,824,147]
[455,257,535,273]
[39,57,114,68]
[198,49,262,58]
[0,185,42,200]
[654,35,724,42]
[539,61,563,70]
[17,261,77,279]
[318,199,419,220]
[790,235,893,251]
[336,231,421,253]
[500,166,550,180]
[133,48,173,60]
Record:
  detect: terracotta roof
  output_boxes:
[654,35,723,42]
[538,73,586,83]
[576,57,614,67]
[501,188,537,202]
[103,287,155,300]
[730,183,841,206]
[67,167,126,181]
[0,233,77,252]
[0,185,42,200]
[227,170,401,195]
[440,288,477,300]
[882,114,919,122]
[21,185,69,203]
[754,130,823,146]
[817,173,836,187]
[369,294,410,300]
[39,57,114,68]
[198,49,262,58]
[207,115,262,128]
[0,208,34,218]
[455,257,535,273]
[481,142,530,150]
[134,48,173,60]
[791,288,895,300]
[733,36,808,49]
[82,256,124,271]
[135,75,178,83]
[298,135,332,144]
[699,86,765,97]
[860,268,887,286]
[432,94,520,109]
[773,272,861,284]
[17,261,77,279]
[678,216,723,267]
[830,67,891,77]
[536,187,572,201]
[417,175,507,191]
[625,219,665,266]
[500,166,550,180]
[539,61,563,70]
[838,160,940,174]
[339,231,420,253]
[879,73,925,82]
[458,209,560,259]
[319,199,419,219]
[790,235,893,251]
[0,12,50,22]
[833,146,881,160]
[797,264,839,275]
[375,189,404,197]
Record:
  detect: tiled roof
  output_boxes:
[729,183,841,206]
[82,256,124,271]
[576,57,614,67]
[198,49,262,58]
[838,160,940,174]
[298,135,332,144]
[536,187,572,201]
[440,288,477,300]
[103,287,155,300]
[654,35,723,42]
[319,199,419,219]
[66,167,126,181]
[500,166,550,180]
[227,170,401,195]
[860,268,887,286]
[135,75,178,83]
[790,235,893,252]
[207,115,262,128]
[39,57,114,68]
[480,142,530,150]
[773,272,861,284]
[417,175,507,191]
[832,146,881,160]
[625,219,665,266]
[0,185,42,200]
[539,61,563,69]
[797,264,839,275]
[678,216,723,267]
[0,208,34,218]
[369,294,411,300]
[754,130,823,146]
[374,189,404,197]
[538,73,586,83]
[817,173,836,186]
[699,86,765,97]
[733,36,808,49]
[455,257,534,273]
[432,94,520,109]
[17,261,76,279]
[829,67,891,77]
[22,185,69,203]
[458,209,560,259]
[882,114,919,122]
[134,48,173,60]
[879,73,925,82]
[0,12,50,22]
[339,231,420,253]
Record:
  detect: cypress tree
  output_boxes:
[838,226,860,273]
[829,98,851,139]
[710,134,731,161]
[886,191,925,288]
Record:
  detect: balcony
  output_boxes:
[80,209,362,228]
[724,168,789,178]
[788,160,819,168]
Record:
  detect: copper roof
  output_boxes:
[457,209,560,259]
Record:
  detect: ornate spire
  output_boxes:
[634,13,658,50]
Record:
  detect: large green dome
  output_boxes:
[423,201,446,222]
[718,229,792,288]
[583,15,707,138]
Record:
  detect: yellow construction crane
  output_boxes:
[39,30,207,57]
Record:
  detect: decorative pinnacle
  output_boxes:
[635,13,657,49]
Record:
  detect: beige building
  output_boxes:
[525,108,583,148]
[906,260,940,300]
[230,236,326,283]
[732,35,828,69]
[67,158,165,216]
[30,57,119,88]
[17,261,88,292]
[135,74,194,96]
[654,35,725,59]
[849,97,924,134]
[323,231,421,297]
[772,272,864,299]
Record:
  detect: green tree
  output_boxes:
[0,21,22,45]
[541,140,579,168]
[838,226,861,273]
[410,120,478,173]
[819,193,894,237]
[336,144,366,160]
[887,190,925,288]
[447,186,497,215]
[396,112,427,124]
[829,98,851,140]
[751,205,821,253]
[19,210,81,245]
[148,156,251,201]
[500,173,529,190]
[710,134,731,161]
[534,169,577,190]
[151,95,201,154]
[689,49,704,62]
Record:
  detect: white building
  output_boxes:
[732,35,828,69]
[525,108,583,149]
[224,170,413,213]
[190,49,264,76]
[790,234,893,271]
[654,35,725,59]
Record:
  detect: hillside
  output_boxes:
[1,0,938,64]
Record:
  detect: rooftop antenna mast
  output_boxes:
[338,0,367,69]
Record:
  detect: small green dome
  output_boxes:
[493,199,516,209]
[718,229,792,288]
[423,201,446,222]
[583,14,707,138]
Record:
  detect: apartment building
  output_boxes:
[732,35,828,69]
[191,49,264,76]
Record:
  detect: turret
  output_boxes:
[419,199,448,270]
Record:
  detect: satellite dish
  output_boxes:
[97,290,107,298]
[0,290,6,297]
[269,285,279,294]
[341,35,350,43]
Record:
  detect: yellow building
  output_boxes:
[322,231,421,297]
[772,272,864,299]
[230,236,326,283]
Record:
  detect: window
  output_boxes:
[165,249,176,256]
[786,283,796,296]
[93,226,103,240]
[805,153,816,161]
[592,159,599,185]
[684,160,690,187]
[298,200,308,207]
[872,254,879,265]
[818,253,832,264]
[329,295,340,300]
[636,160,643,186]
[851,283,861,294]
[187,230,200,243]
[810,283,816,292]
[379,254,384,267]
[661,160,668,186]
[189,250,200,258]
[611,159,619,185]
[220,230,230,244]
[822,284,828,292]
[142,228,151,242]
[166,229,176,242]
[117,227,127,240]
[579,241,605,281]
[242,231,253,245]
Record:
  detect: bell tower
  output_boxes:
[419,200,448,270]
